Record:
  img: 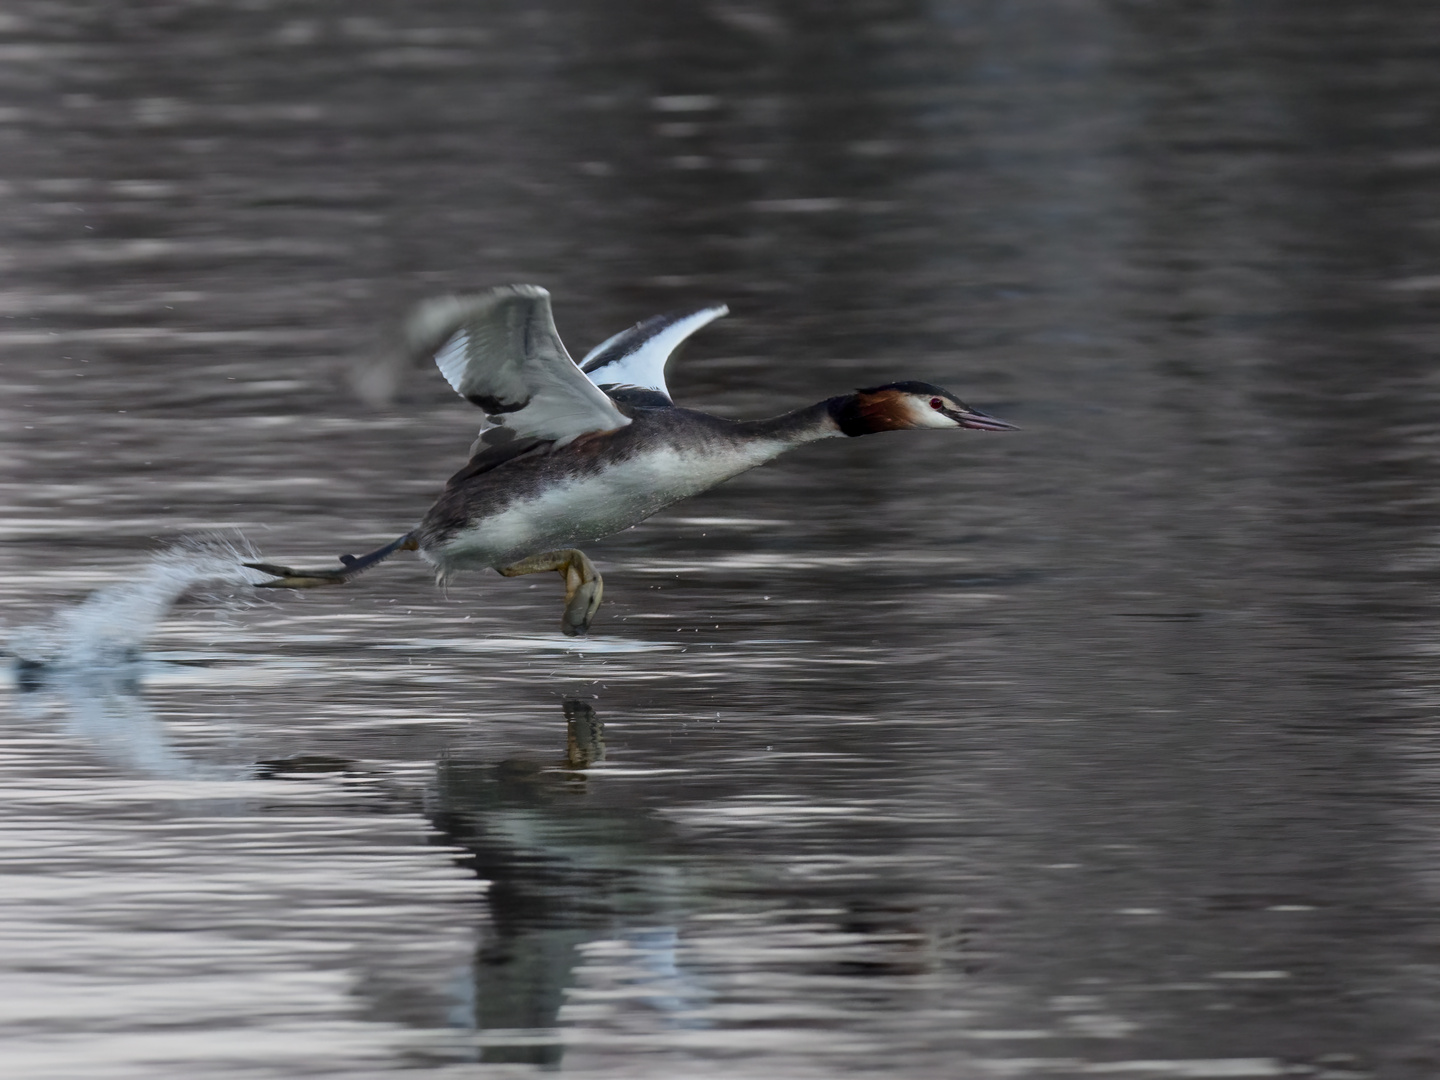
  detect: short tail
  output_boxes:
[245,533,418,589]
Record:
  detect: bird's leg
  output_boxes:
[246,535,418,588]
[497,549,604,636]
[245,563,351,588]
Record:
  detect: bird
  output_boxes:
[246,284,1016,635]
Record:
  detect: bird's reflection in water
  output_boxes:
[22,669,940,1067]
[426,699,707,1066]
[260,698,707,1066]
[562,698,605,769]
[17,661,704,1065]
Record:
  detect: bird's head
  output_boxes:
[832,380,1016,436]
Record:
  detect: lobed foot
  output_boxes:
[498,548,605,636]
[244,561,352,588]
[245,534,418,589]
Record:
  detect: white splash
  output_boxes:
[8,533,269,670]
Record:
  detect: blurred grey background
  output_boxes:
[3,2,1440,1078]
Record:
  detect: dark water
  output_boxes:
[3,1,1440,1076]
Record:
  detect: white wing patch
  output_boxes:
[433,330,472,395]
[579,305,728,402]
[409,286,630,447]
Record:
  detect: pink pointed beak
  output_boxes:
[949,406,1018,432]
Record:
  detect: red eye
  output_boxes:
[929,397,944,410]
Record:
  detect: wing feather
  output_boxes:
[579,305,728,404]
[408,285,631,446]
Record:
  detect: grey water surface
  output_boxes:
[3,1,1440,1077]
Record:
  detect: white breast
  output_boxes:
[427,439,789,573]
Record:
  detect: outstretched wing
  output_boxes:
[409,285,631,447]
[579,305,729,406]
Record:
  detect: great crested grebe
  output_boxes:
[247,284,1016,634]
